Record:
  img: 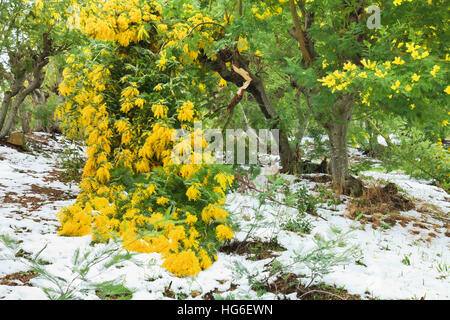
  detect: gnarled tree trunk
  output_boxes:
[0,32,52,138]
[324,93,361,195]
[201,48,296,172]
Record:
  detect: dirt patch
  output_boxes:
[234,173,257,194]
[0,138,29,153]
[252,271,362,300]
[26,133,52,146]
[2,192,45,211]
[0,270,38,287]
[346,183,416,229]
[29,184,74,202]
[412,222,430,230]
[220,238,287,261]
[1,184,75,212]
[415,201,449,226]
[43,169,68,183]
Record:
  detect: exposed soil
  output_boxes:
[415,201,449,227]
[220,238,287,261]
[346,182,416,229]
[29,184,74,202]
[0,270,38,287]
[1,184,75,212]
[252,271,362,300]
[43,169,71,183]
[2,192,45,212]
[95,290,133,300]
[0,139,29,153]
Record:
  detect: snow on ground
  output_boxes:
[0,133,448,300]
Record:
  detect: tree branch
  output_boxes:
[289,0,312,66]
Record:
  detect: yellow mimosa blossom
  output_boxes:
[216,224,234,241]
[392,57,405,65]
[177,101,195,122]
[186,185,201,201]
[411,73,420,82]
[391,80,401,90]
[156,197,169,205]
[430,65,440,77]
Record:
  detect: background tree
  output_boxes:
[180,0,448,193]
[0,0,80,138]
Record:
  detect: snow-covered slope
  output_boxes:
[0,134,448,300]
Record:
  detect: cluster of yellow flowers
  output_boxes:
[251,5,283,20]
[317,47,440,102]
[393,0,413,6]
[80,0,162,47]
[318,61,361,93]
[56,0,235,277]
[405,42,430,60]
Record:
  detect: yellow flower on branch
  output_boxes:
[156,197,169,205]
[216,224,234,241]
[214,173,234,190]
[186,185,201,201]
[152,104,167,119]
[361,59,376,70]
[392,57,405,65]
[430,65,440,77]
[391,80,401,90]
[177,101,195,122]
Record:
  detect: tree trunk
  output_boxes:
[0,93,13,132]
[0,78,24,131]
[20,108,31,134]
[0,91,27,137]
[202,49,296,172]
[324,94,355,194]
[0,31,52,138]
[30,88,48,132]
[248,75,295,172]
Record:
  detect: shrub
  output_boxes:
[56,0,234,277]
[382,129,449,191]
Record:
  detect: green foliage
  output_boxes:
[0,233,138,300]
[56,140,86,183]
[281,213,313,235]
[295,185,317,215]
[401,254,411,266]
[32,96,58,132]
[93,281,134,300]
[382,128,450,191]
[291,227,361,287]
